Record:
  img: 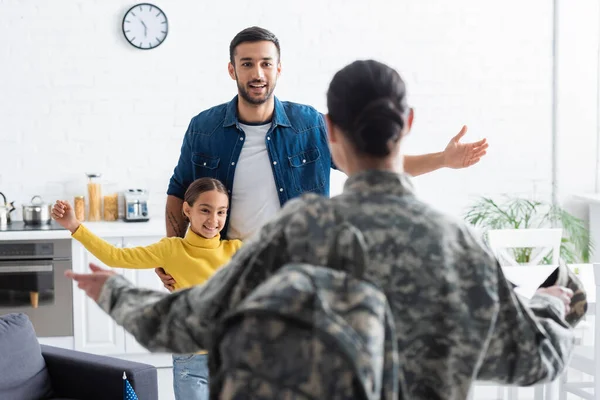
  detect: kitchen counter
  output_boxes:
[0,218,167,241]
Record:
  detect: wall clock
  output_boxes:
[122,3,168,50]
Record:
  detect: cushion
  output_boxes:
[0,313,53,400]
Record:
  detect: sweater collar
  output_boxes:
[184,228,221,249]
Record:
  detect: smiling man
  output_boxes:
[164,26,488,245]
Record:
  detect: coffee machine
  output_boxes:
[124,189,149,222]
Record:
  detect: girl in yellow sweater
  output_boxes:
[51,177,241,400]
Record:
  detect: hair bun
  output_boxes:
[352,98,405,157]
[326,60,409,158]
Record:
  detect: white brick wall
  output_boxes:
[0,0,598,222]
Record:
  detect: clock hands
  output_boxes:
[140,20,148,37]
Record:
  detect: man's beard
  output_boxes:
[237,80,276,105]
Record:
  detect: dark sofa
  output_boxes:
[0,312,158,400]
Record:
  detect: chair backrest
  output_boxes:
[487,228,562,266]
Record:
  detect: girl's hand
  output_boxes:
[51,200,81,233]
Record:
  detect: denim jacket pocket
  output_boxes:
[192,153,220,179]
[288,148,325,192]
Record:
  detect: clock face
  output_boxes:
[122,3,168,50]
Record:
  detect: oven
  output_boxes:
[0,239,73,337]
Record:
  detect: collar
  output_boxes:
[343,169,416,198]
[184,228,222,249]
[223,95,292,128]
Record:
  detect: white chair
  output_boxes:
[471,228,563,400]
[558,263,600,400]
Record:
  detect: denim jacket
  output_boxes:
[167,96,332,237]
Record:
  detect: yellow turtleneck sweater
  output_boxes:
[72,224,242,291]
[72,224,241,356]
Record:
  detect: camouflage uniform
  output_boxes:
[98,170,574,399]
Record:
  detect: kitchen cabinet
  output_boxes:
[72,237,126,355]
[121,236,170,355]
[72,235,169,356]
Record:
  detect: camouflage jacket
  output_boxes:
[98,170,574,400]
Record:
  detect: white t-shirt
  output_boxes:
[227,122,281,240]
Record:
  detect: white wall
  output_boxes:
[555,0,599,221]
[0,0,597,222]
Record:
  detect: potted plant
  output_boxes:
[464,196,593,264]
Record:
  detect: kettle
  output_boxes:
[0,192,16,226]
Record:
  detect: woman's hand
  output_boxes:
[536,285,574,315]
[52,200,81,233]
[65,263,117,302]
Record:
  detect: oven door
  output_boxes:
[0,259,73,337]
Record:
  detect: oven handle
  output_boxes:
[0,265,53,273]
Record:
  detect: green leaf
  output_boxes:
[464,196,592,264]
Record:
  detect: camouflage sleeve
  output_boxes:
[95,197,311,354]
[97,265,234,353]
[476,265,574,385]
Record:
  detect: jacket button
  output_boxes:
[279,188,283,192]
[273,161,277,165]
[240,137,244,141]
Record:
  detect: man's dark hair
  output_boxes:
[229,26,280,65]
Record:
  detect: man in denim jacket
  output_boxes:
[163,26,488,244]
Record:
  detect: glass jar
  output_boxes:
[86,173,102,222]
[74,196,85,222]
[103,193,119,221]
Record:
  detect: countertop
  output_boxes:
[0,218,167,241]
